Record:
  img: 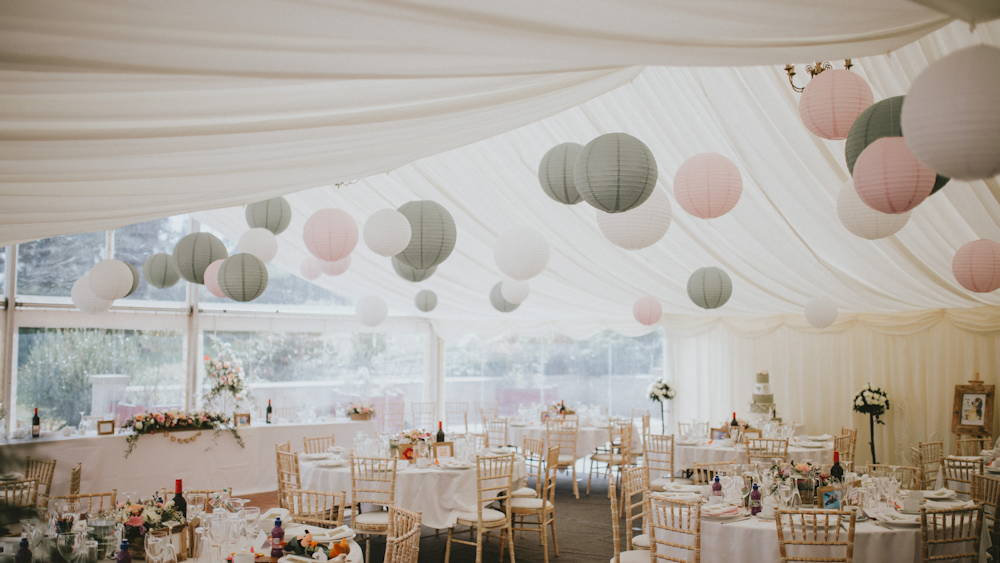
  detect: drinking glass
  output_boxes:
[77,412,88,435]
[242,507,260,540]
[187,493,207,521]
[191,527,210,563]
[778,484,793,509]
[207,516,230,563]
[56,533,84,563]
[145,535,165,563]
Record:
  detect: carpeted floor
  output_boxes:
[243,473,620,563]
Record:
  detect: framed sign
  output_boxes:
[817,486,842,510]
[399,443,416,460]
[952,383,994,437]
[432,442,454,459]
[233,413,251,427]
[710,427,729,440]
[97,420,115,435]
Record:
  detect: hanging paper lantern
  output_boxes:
[395,201,457,269]
[494,226,550,281]
[845,96,949,194]
[674,153,742,219]
[574,133,658,213]
[143,253,181,289]
[238,228,279,263]
[203,259,227,298]
[633,296,662,326]
[217,253,269,302]
[687,267,733,309]
[500,280,530,305]
[902,45,1000,181]
[72,276,113,315]
[798,70,874,140]
[392,256,436,282]
[853,137,935,214]
[303,208,358,262]
[299,257,322,281]
[356,295,388,327]
[124,263,140,298]
[364,209,413,257]
[538,143,584,204]
[952,239,1000,293]
[596,188,672,250]
[415,289,438,312]
[173,232,228,284]
[489,282,520,313]
[836,180,911,240]
[804,298,838,328]
[88,259,134,301]
[321,255,351,276]
[245,196,293,235]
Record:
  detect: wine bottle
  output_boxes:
[31,408,40,438]
[830,451,844,483]
[559,400,566,414]
[173,479,187,519]
[266,400,273,424]
[436,421,445,443]
[730,412,739,429]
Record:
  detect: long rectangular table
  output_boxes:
[0,418,376,496]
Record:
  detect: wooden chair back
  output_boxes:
[546,419,578,467]
[677,422,692,438]
[385,505,422,563]
[747,439,789,464]
[920,504,984,563]
[472,454,514,527]
[612,424,633,467]
[522,436,546,496]
[283,488,347,528]
[643,434,675,483]
[480,407,499,428]
[911,447,927,490]
[43,490,117,515]
[350,456,398,508]
[775,508,856,563]
[276,449,301,509]
[840,427,857,441]
[692,460,738,485]
[919,441,945,490]
[609,477,624,563]
[834,434,856,463]
[485,418,508,448]
[970,474,1000,539]
[955,437,991,456]
[647,493,702,562]
[410,402,436,430]
[445,402,469,433]
[467,433,486,451]
[25,457,57,497]
[541,446,560,505]
[867,464,920,490]
[741,429,762,442]
[303,435,335,454]
[274,407,297,420]
[941,456,983,490]
[0,479,39,508]
[69,463,82,496]
[382,402,405,433]
[621,465,650,551]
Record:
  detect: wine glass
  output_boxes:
[187,493,207,521]
[145,535,166,563]
[778,484,793,509]
[242,507,260,539]
[78,412,88,434]
[207,516,230,562]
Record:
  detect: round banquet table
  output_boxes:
[299,455,528,529]
[506,423,639,460]
[673,440,834,469]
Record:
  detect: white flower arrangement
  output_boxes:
[852,383,890,424]
[647,379,676,403]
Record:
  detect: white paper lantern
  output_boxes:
[494,226,550,281]
[804,297,838,328]
[902,45,1000,180]
[238,228,278,263]
[124,263,140,297]
[415,289,438,312]
[596,188,672,250]
[489,282,520,313]
[143,253,182,289]
[204,259,227,298]
[836,180,911,240]
[364,209,413,257]
[538,142,584,204]
[392,256,436,282]
[217,253,269,302]
[501,280,530,305]
[173,232,228,284]
[245,196,293,235]
[299,257,322,280]
[687,267,733,309]
[633,296,662,326]
[321,255,351,276]
[574,133,658,213]
[88,259,134,301]
[357,295,388,327]
[71,276,113,315]
[395,201,457,269]
[303,208,358,262]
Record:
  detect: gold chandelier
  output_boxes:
[784,59,854,93]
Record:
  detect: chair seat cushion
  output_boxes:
[512,486,538,498]
[456,508,507,526]
[558,454,576,465]
[353,511,389,526]
[631,534,650,549]
[510,497,550,510]
[591,453,615,462]
[650,476,695,488]
[611,550,651,563]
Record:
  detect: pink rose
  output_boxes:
[156,414,165,423]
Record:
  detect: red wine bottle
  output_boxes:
[266,400,273,424]
[830,451,844,483]
[436,421,445,443]
[730,412,739,429]
[31,408,41,438]
[173,479,187,518]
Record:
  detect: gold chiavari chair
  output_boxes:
[647,493,701,563]
[692,460,739,485]
[479,407,499,429]
[841,427,857,442]
[350,456,398,563]
[775,508,856,563]
[385,505,422,563]
[645,434,687,488]
[912,447,927,490]
[445,402,469,433]
[410,402,436,430]
[956,437,992,456]
[382,402,405,433]
[25,457,57,497]
[274,407,297,420]
[677,422,693,438]
[511,446,560,563]
[834,434,856,464]
[941,456,983,493]
[444,453,516,563]
[621,465,650,551]
[867,464,920,490]
[69,463,82,496]
[303,435,336,454]
[747,439,789,464]
[920,504,984,563]
[42,490,117,515]
[919,441,945,491]
[588,421,633,498]
[514,436,545,499]
[608,480,650,563]
[546,419,581,499]
[485,418,508,448]
[971,474,999,558]
[467,433,486,451]
[0,479,39,509]
[276,447,301,510]
[475,402,497,427]
[283,488,347,528]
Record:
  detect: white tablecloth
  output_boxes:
[0,419,377,495]
[300,456,527,529]
[674,441,834,470]
[507,424,641,460]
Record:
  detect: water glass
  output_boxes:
[56,533,84,563]
[242,507,260,539]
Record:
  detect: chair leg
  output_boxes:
[506,524,516,563]
[444,527,453,563]
[499,527,505,562]
[364,536,371,563]
[475,527,484,563]
[549,511,559,556]
[572,463,579,499]
[540,513,549,563]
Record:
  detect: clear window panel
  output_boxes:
[115,217,189,302]
[199,263,351,308]
[0,246,6,294]
[16,232,105,297]
[16,328,184,431]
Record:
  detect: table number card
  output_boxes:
[433,442,454,458]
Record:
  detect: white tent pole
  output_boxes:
[184,219,201,412]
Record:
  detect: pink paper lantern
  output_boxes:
[853,137,935,214]
[299,257,322,280]
[204,259,227,298]
[633,296,662,326]
[673,153,742,219]
[303,208,358,262]
[799,70,874,140]
[952,239,1000,293]
[320,255,351,276]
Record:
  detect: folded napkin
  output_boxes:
[813,434,833,441]
[653,493,701,502]
[924,488,957,499]
[702,504,742,517]
[663,482,700,492]
[925,500,976,510]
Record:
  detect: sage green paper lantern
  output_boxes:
[538,142,584,204]
[490,282,520,313]
[394,201,457,270]
[172,233,228,284]
[245,196,293,235]
[415,289,438,312]
[687,267,733,310]
[143,253,181,289]
[217,253,269,302]
[392,256,436,282]
[845,96,949,194]
[124,263,140,297]
[574,133,658,213]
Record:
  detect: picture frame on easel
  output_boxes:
[951,374,994,437]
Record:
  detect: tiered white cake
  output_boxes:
[750,371,774,414]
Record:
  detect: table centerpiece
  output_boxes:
[347,402,375,421]
[99,496,187,559]
[647,378,675,434]
[396,429,432,460]
[202,339,252,413]
[121,410,243,457]
[853,383,890,464]
[767,460,832,506]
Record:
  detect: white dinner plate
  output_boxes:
[314,460,348,468]
[924,489,957,500]
[793,442,825,449]
[702,511,748,521]
[985,466,1000,474]
[301,453,331,460]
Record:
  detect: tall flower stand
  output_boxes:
[868,412,878,465]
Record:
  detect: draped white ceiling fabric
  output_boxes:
[190,20,1000,337]
[0,0,954,244]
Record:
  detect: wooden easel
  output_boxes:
[952,372,994,442]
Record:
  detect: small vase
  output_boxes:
[128,536,145,560]
[350,413,372,421]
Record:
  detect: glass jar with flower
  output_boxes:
[98,496,186,560]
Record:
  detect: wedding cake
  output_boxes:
[750,371,774,414]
